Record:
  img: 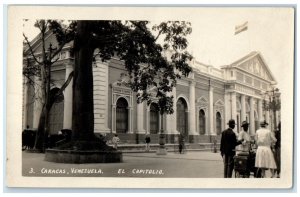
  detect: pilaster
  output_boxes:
[209,86,214,135]
[258,99,263,122]
[241,94,246,122]
[231,92,237,133]
[189,81,197,135]
[136,102,145,133]
[250,97,255,136]
[63,64,73,130]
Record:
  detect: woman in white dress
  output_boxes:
[255,120,277,178]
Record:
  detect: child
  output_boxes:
[112,134,120,150]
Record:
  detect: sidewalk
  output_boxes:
[110,142,219,153]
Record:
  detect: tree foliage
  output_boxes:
[71,20,193,115]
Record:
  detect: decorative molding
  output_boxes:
[196,96,208,104]
[177,79,189,86]
[214,99,224,107]
[176,94,190,111]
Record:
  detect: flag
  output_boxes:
[235,21,248,35]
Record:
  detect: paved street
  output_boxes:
[23,151,224,178]
[22,151,273,178]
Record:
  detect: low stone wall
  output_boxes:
[45,149,123,163]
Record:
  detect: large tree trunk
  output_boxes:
[34,106,47,151]
[34,98,54,152]
[72,21,95,141]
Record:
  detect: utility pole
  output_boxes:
[263,87,280,131]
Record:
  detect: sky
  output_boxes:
[23,7,294,92]
[185,8,294,92]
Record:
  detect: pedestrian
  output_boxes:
[273,122,281,178]
[237,121,251,153]
[178,133,185,154]
[112,134,120,150]
[145,134,151,152]
[22,125,30,150]
[220,119,243,178]
[255,120,277,178]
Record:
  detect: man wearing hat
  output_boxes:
[237,121,251,153]
[255,120,277,178]
[220,119,243,178]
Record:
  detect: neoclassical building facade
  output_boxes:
[23,33,281,143]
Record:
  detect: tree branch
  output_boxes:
[49,23,74,61]
[54,71,74,101]
[35,20,43,32]
[23,33,43,66]
[154,29,163,42]
[51,56,60,65]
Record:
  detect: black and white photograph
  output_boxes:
[5,5,294,189]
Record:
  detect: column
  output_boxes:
[128,106,133,133]
[136,102,145,133]
[224,93,231,127]
[166,87,177,134]
[111,104,116,133]
[249,97,255,136]
[146,107,150,134]
[258,99,263,122]
[241,94,246,122]
[189,81,197,135]
[32,76,43,129]
[209,86,214,135]
[93,60,110,132]
[158,113,162,133]
[23,78,28,129]
[230,92,237,133]
[171,87,177,134]
[196,108,199,133]
[63,64,73,130]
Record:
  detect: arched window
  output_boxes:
[216,112,222,135]
[49,88,64,135]
[116,97,128,133]
[199,109,206,135]
[150,103,159,134]
[177,98,188,137]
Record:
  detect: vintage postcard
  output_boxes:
[6,6,294,188]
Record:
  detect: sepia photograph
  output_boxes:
[5,5,295,189]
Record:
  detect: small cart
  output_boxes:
[234,144,261,178]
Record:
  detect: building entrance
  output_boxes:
[177,98,188,138]
[116,97,128,133]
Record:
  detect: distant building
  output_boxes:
[23,32,281,143]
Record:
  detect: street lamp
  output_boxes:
[156,110,167,155]
[262,87,281,131]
